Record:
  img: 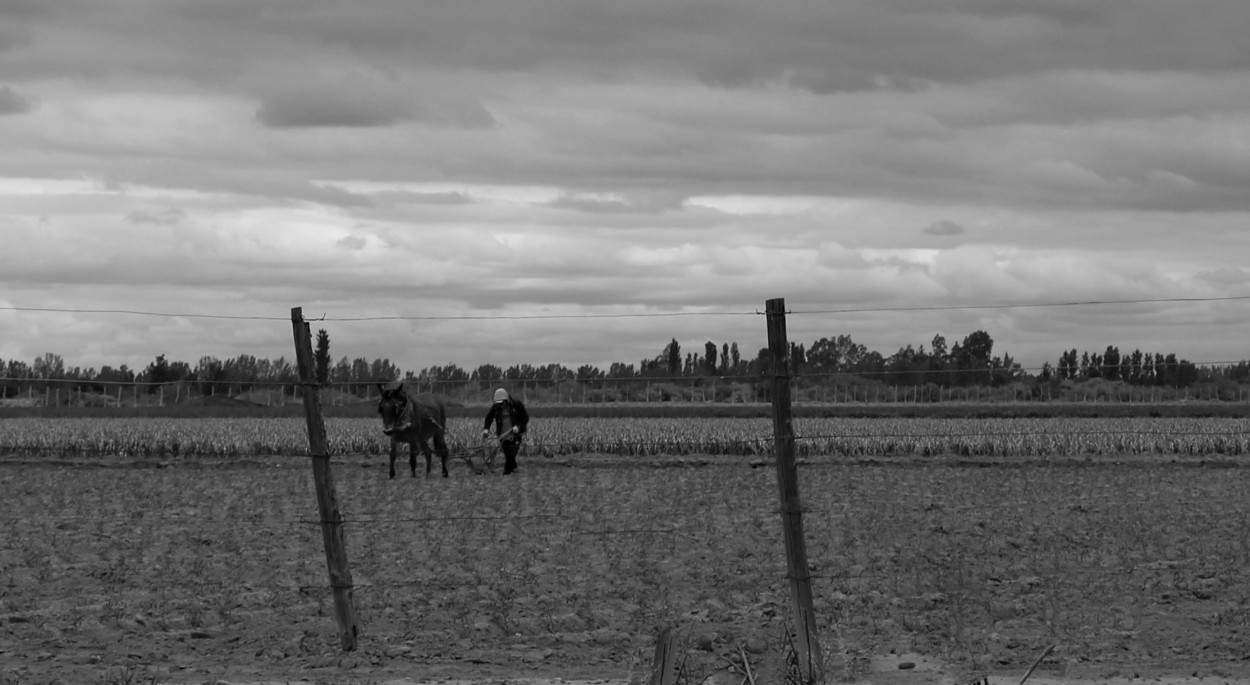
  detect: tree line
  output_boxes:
[1,327,1247,400]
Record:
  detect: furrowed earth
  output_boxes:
[3,413,1250,684]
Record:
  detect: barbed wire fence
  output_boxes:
[3,360,1250,408]
[3,295,1250,410]
[2,296,1250,680]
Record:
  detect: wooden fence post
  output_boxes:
[649,626,680,685]
[291,307,359,651]
[765,298,823,683]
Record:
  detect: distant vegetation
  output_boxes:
[2,327,1247,414]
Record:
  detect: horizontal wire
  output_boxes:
[790,294,1250,315]
[0,306,289,321]
[328,311,757,321]
[0,305,756,321]
[5,294,1248,323]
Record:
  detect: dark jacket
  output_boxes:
[484,399,529,441]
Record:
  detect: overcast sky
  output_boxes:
[2,0,1249,376]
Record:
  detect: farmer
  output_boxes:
[482,387,529,475]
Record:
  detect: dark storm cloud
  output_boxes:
[6,1,1245,91]
[255,86,415,128]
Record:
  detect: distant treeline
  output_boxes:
[2,327,1248,404]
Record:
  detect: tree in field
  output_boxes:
[32,352,66,380]
[953,330,993,385]
[704,341,718,375]
[664,338,681,377]
[369,357,399,382]
[1128,349,1144,383]
[194,356,227,395]
[991,352,1021,385]
[928,334,949,385]
[1057,349,1078,380]
[141,354,174,392]
[1089,352,1103,378]
[1158,353,1178,386]
[314,329,331,384]
[1039,361,1053,381]
[608,362,636,378]
[837,335,869,372]
[806,337,840,375]
[470,364,503,382]
[789,342,806,376]
[1105,347,1125,380]
[730,342,740,373]
[885,344,924,386]
[331,356,352,385]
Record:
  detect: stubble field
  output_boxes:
[2,415,1250,684]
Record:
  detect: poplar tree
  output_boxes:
[314,329,331,384]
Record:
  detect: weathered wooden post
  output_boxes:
[291,307,359,651]
[765,298,823,682]
[649,626,680,685]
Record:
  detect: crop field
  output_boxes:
[3,415,1250,459]
[2,416,1250,683]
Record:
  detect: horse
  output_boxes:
[376,383,450,479]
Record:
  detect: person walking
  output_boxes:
[482,387,529,475]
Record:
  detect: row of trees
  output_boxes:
[0,342,401,398]
[1049,347,1207,386]
[2,328,1246,400]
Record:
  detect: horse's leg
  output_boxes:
[408,438,418,478]
[388,440,397,479]
[433,431,450,478]
[419,437,434,477]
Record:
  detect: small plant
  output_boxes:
[95,665,158,685]
[185,600,205,629]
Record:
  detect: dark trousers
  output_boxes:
[501,438,521,474]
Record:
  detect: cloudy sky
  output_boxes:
[2,0,1249,377]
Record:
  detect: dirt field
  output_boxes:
[4,451,1250,684]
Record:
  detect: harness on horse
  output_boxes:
[395,393,447,436]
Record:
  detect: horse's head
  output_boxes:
[376,383,411,435]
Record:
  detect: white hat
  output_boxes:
[493,388,509,403]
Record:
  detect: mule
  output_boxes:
[376,383,450,478]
